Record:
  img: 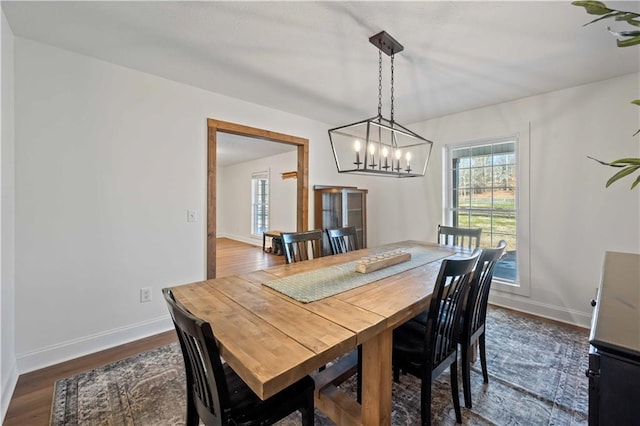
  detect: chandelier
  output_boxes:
[329,31,433,177]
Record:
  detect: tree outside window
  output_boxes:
[447,139,518,283]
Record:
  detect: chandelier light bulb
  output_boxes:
[394,149,402,172]
[368,143,377,169]
[353,140,362,167]
[381,147,390,169]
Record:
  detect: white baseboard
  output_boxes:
[1,358,18,423]
[9,286,591,396]
[16,315,174,375]
[489,292,592,329]
[217,232,262,247]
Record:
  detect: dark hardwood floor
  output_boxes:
[3,237,285,426]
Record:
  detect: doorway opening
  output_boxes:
[207,119,309,278]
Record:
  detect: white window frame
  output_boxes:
[444,133,530,297]
[251,170,270,237]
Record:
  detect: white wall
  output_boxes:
[412,73,640,327]
[218,150,297,244]
[1,10,17,421]
[12,38,338,373]
[10,34,639,379]
[12,37,436,373]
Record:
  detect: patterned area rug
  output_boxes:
[51,307,588,425]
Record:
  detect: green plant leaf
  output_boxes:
[608,28,640,37]
[606,165,640,187]
[633,101,640,136]
[615,13,640,22]
[627,19,640,28]
[587,156,625,167]
[578,2,640,188]
[572,1,613,15]
[584,12,622,25]
[611,158,640,165]
[617,34,640,47]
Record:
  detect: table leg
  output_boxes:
[361,328,392,426]
[262,233,266,252]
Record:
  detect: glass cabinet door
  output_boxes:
[314,185,367,255]
[344,191,365,248]
[322,192,343,229]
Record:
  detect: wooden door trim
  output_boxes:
[207,119,309,279]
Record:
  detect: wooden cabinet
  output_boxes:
[314,185,367,256]
[588,251,640,425]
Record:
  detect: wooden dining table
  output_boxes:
[170,240,460,426]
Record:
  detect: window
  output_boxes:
[251,171,269,236]
[445,138,518,284]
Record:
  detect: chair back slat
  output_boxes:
[282,230,323,264]
[438,225,482,249]
[425,251,480,366]
[326,226,359,255]
[163,288,229,425]
[466,240,507,336]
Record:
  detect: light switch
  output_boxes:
[187,210,198,222]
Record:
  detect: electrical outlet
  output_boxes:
[140,287,152,303]
[187,210,198,222]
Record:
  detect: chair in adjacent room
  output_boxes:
[326,226,360,255]
[162,288,315,426]
[392,250,480,425]
[438,224,482,249]
[281,229,323,264]
[460,240,507,409]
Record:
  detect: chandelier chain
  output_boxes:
[378,50,383,117]
[390,52,395,123]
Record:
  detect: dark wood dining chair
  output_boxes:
[438,225,482,249]
[460,240,507,409]
[325,225,363,401]
[326,226,360,255]
[281,229,323,264]
[162,288,315,426]
[392,250,480,425]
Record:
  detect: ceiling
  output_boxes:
[217,133,296,167]
[3,1,639,129]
